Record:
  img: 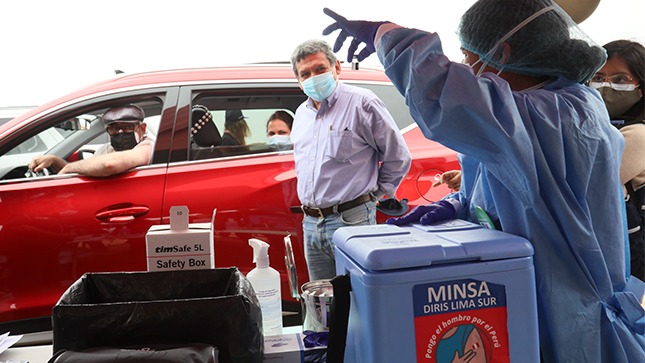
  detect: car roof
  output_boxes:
[0,64,392,138]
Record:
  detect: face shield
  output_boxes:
[457,0,606,83]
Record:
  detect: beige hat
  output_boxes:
[554,0,600,23]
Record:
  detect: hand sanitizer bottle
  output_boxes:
[247,238,283,336]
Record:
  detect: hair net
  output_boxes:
[458,0,606,83]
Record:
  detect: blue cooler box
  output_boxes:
[332,220,539,363]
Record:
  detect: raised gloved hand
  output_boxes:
[322,8,389,63]
[385,200,456,226]
[303,330,329,348]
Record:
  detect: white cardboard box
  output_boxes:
[145,206,215,271]
[263,333,326,363]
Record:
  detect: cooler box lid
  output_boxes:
[333,220,533,271]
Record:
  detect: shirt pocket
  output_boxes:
[325,129,354,162]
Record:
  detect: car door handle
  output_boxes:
[96,205,150,223]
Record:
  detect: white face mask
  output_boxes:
[268,135,291,145]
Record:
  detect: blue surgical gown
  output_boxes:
[377,27,645,362]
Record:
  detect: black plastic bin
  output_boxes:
[52,268,263,363]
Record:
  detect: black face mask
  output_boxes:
[110,132,139,151]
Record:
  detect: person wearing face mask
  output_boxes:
[289,39,411,281]
[266,110,293,150]
[322,0,645,361]
[29,104,155,177]
[590,40,645,280]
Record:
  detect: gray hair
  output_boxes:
[290,39,337,77]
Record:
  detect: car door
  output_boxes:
[0,89,178,327]
[161,84,307,310]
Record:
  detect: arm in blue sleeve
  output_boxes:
[375,27,539,204]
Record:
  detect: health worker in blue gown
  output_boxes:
[322,0,645,362]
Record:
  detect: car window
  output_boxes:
[357,83,416,130]
[0,120,86,180]
[5,126,67,155]
[188,93,304,161]
[0,99,165,181]
[208,109,291,145]
[185,83,412,162]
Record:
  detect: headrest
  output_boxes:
[191,105,222,147]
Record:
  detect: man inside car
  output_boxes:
[28,104,154,177]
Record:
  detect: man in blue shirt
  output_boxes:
[290,39,411,280]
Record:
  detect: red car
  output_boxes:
[0,65,459,337]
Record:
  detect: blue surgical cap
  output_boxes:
[457,0,606,83]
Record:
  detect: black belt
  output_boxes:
[301,194,373,218]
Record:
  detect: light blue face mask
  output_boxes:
[268,135,291,145]
[302,71,337,101]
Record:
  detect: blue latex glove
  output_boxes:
[303,330,329,348]
[386,200,456,226]
[322,8,389,63]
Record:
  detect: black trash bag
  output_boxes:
[52,268,262,363]
[304,348,327,363]
[48,344,219,363]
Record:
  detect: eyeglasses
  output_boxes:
[106,123,139,135]
[588,73,640,91]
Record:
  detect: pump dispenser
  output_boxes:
[247,238,283,336]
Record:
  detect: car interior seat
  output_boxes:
[191,105,223,159]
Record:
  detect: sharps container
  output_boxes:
[328,220,539,363]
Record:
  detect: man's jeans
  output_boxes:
[303,201,376,280]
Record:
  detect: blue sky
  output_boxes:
[0,0,642,107]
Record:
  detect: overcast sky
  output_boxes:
[0,0,643,108]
